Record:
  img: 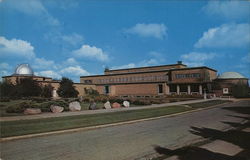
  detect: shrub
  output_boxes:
[6,102,34,113]
[0,97,10,102]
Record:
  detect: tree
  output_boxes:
[57,77,79,98]
[15,78,42,97]
[0,80,15,97]
[41,84,53,98]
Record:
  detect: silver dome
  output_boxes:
[14,64,34,75]
[218,72,246,79]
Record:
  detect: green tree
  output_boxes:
[0,80,15,97]
[15,78,42,97]
[41,84,53,98]
[57,77,79,98]
[232,81,249,98]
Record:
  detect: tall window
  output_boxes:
[158,84,163,94]
[104,85,110,94]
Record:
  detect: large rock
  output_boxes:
[104,101,111,109]
[69,101,81,111]
[123,101,130,107]
[112,102,121,108]
[50,105,64,113]
[24,108,41,115]
[89,102,97,110]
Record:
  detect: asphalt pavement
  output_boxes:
[0,100,249,160]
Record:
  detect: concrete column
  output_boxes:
[188,85,191,95]
[165,84,170,95]
[199,85,203,95]
[177,85,180,95]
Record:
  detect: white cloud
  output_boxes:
[0,36,35,58]
[2,0,59,26]
[195,23,250,48]
[37,70,61,79]
[32,58,57,70]
[64,58,78,65]
[111,58,160,70]
[125,23,167,39]
[181,52,216,67]
[72,45,109,62]
[203,1,250,19]
[61,33,84,46]
[0,62,10,70]
[60,66,89,76]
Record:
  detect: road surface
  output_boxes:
[1,100,249,160]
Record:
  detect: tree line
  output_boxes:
[0,77,79,98]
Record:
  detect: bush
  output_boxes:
[0,97,10,102]
[6,102,34,113]
[31,97,49,103]
[57,77,79,98]
[132,100,151,105]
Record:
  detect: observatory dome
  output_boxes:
[14,64,34,76]
[218,72,246,79]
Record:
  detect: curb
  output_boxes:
[0,101,232,142]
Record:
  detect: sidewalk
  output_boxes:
[0,98,226,122]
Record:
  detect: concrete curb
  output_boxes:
[0,101,232,142]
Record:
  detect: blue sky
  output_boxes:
[0,0,249,82]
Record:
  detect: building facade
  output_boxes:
[80,61,218,97]
[2,63,248,98]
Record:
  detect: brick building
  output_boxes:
[80,61,218,97]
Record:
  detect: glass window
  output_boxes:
[158,84,163,93]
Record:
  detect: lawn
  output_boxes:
[1,105,191,138]
[0,100,231,138]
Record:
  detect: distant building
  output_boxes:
[2,64,95,97]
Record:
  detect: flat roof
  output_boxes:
[81,66,217,78]
[105,63,187,72]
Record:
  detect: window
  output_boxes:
[176,73,201,79]
[223,88,229,94]
[158,84,163,94]
[84,80,92,84]
[104,85,110,94]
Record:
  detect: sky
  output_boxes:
[0,0,249,83]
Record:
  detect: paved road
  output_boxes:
[1,100,249,160]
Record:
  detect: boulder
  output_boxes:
[112,102,121,108]
[24,108,41,115]
[104,101,111,109]
[89,102,96,110]
[69,101,81,111]
[123,101,130,107]
[50,105,64,113]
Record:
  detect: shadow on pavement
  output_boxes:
[153,102,250,160]
[154,145,245,160]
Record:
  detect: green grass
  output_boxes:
[0,100,231,138]
[0,105,191,138]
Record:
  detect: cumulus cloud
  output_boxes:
[125,23,167,39]
[2,0,59,26]
[32,58,57,70]
[64,58,78,65]
[0,36,35,58]
[60,66,89,76]
[195,23,250,48]
[181,52,217,67]
[111,58,160,70]
[203,1,250,19]
[72,45,109,62]
[61,33,84,46]
[37,70,61,79]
